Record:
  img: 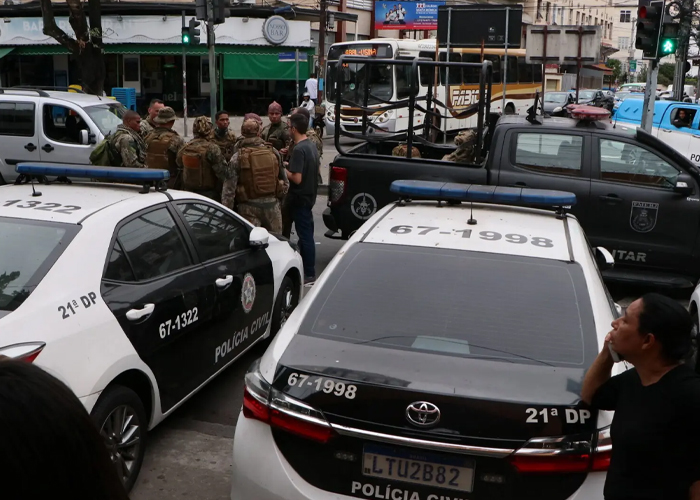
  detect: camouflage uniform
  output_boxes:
[261,121,291,152]
[144,127,185,188]
[442,129,477,163]
[223,128,287,233]
[140,118,157,138]
[110,124,147,168]
[176,117,228,201]
[392,143,421,158]
[212,128,238,162]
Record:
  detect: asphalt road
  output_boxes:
[131,135,690,500]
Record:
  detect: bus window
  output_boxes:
[439,53,462,85]
[533,64,543,84]
[484,55,501,83]
[462,54,480,85]
[419,51,435,87]
[396,59,412,99]
[507,56,518,84]
[518,57,533,83]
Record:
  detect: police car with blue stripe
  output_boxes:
[0,164,303,490]
[614,100,700,166]
[232,181,620,500]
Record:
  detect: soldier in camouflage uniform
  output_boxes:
[280,107,323,238]
[261,101,291,152]
[140,98,164,138]
[221,119,287,233]
[110,110,147,168]
[176,116,227,201]
[442,129,478,163]
[212,110,237,162]
[144,106,185,188]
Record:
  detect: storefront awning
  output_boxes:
[0,47,14,60]
[223,47,314,80]
[585,63,613,74]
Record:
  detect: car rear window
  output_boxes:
[0,218,80,312]
[300,244,598,367]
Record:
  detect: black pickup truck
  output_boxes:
[323,112,700,288]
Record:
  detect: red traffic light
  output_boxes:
[638,5,647,17]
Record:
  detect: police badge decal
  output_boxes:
[241,273,256,314]
[630,201,659,233]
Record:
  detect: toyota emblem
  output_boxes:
[406,401,440,427]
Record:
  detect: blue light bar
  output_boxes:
[390,180,576,207]
[16,163,170,181]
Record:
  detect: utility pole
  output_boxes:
[642,59,658,132]
[672,0,693,101]
[182,10,188,137]
[628,16,636,82]
[318,0,327,102]
[207,0,217,122]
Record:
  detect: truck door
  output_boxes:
[656,104,692,161]
[589,135,700,276]
[496,129,592,226]
[686,110,700,166]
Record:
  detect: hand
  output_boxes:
[283,161,289,168]
[280,147,289,156]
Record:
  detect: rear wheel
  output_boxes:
[271,276,300,336]
[691,310,700,372]
[91,385,147,492]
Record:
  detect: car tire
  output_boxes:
[91,385,148,493]
[691,311,700,372]
[270,276,300,337]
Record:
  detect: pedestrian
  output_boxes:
[305,73,318,105]
[176,116,228,201]
[261,101,291,152]
[144,106,185,188]
[140,98,164,137]
[285,113,318,284]
[222,118,287,232]
[212,110,237,162]
[0,358,129,500]
[301,92,316,127]
[582,293,700,500]
[110,110,146,169]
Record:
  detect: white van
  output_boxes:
[0,88,127,184]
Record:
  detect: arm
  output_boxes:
[581,339,615,405]
[286,144,304,185]
[208,145,230,182]
[119,137,145,169]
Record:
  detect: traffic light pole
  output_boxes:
[182,10,188,137]
[207,0,217,123]
[672,0,693,101]
[641,59,658,132]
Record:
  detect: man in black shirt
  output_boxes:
[285,113,318,284]
[582,293,700,500]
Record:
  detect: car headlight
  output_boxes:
[553,106,562,113]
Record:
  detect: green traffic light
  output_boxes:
[182,33,190,44]
[660,38,676,55]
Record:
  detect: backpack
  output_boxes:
[89,134,116,166]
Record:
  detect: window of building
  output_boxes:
[576,11,580,23]
[515,133,583,176]
[618,37,630,50]
[546,2,551,21]
[620,10,631,22]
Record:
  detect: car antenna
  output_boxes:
[30,177,42,197]
[467,202,477,225]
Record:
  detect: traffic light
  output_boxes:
[636,0,663,59]
[181,27,190,44]
[212,0,228,25]
[195,0,206,21]
[658,4,680,57]
[189,18,201,44]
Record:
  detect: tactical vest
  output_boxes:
[146,132,177,186]
[181,142,217,192]
[236,144,279,203]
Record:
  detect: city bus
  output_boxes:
[323,37,543,136]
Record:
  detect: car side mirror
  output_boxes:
[249,227,270,249]
[595,246,614,271]
[79,129,89,145]
[674,173,695,196]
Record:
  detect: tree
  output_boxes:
[657,62,675,86]
[40,0,105,95]
[638,65,648,83]
[606,58,622,85]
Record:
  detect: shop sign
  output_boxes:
[263,16,289,45]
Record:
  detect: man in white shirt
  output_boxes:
[305,73,318,105]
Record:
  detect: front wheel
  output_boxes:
[91,385,147,492]
[271,276,300,337]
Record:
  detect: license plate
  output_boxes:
[362,444,475,493]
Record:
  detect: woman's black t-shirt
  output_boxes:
[591,364,700,500]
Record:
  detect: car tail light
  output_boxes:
[329,166,347,205]
[242,360,336,444]
[0,343,46,363]
[509,427,611,474]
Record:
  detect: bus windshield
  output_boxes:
[326,43,394,105]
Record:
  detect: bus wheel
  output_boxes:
[504,104,516,115]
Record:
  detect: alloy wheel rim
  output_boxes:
[279,286,295,327]
[100,404,141,484]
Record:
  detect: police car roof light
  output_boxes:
[16,163,170,182]
[390,180,577,208]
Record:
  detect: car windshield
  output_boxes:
[84,103,127,136]
[616,92,630,100]
[544,93,568,104]
[299,244,598,367]
[0,218,79,312]
[579,90,596,99]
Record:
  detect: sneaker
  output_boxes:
[304,276,316,286]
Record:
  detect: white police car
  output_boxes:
[0,163,303,490]
[231,181,622,500]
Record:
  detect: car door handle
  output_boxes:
[126,303,155,321]
[24,143,36,152]
[215,275,233,289]
[661,129,673,134]
[599,194,623,204]
[42,144,54,152]
[514,182,527,187]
